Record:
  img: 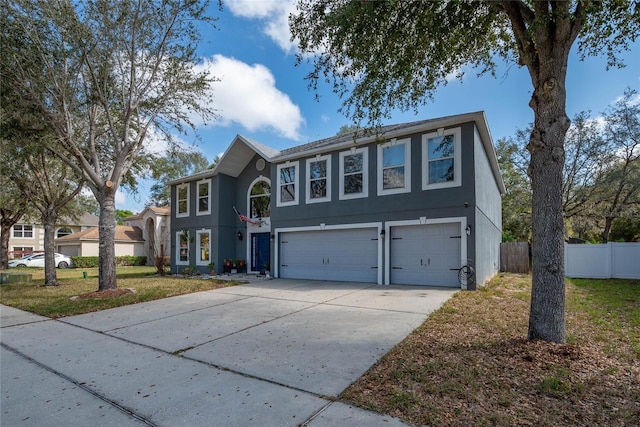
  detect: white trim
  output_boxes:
[383,217,467,288]
[274,222,383,285]
[305,154,332,204]
[196,179,211,216]
[422,127,462,190]
[377,138,411,196]
[276,161,299,207]
[195,229,211,266]
[176,183,190,218]
[339,147,368,200]
[175,231,189,265]
[12,224,34,239]
[247,176,271,218]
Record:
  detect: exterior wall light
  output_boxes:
[237,231,243,240]
[380,229,386,239]
[466,225,472,235]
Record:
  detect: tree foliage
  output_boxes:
[496,136,531,242]
[291,0,640,343]
[148,149,210,207]
[2,0,218,291]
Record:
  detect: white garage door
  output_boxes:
[390,222,461,287]
[279,228,379,282]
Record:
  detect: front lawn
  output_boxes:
[0,266,243,318]
[342,274,640,426]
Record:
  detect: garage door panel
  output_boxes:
[280,228,378,283]
[390,222,461,287]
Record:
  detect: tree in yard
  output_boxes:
[594,88,640,242]
[2,0,218,291]
[495,136,532,242]
[1,75,87,285]
[0,182,31,270]
[290,1,640,343]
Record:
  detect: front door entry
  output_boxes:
[251,232,270,272]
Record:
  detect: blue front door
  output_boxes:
[251,232,270,272]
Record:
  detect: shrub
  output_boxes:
[70,256,147,268]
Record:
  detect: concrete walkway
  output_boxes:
[1,278,456,426]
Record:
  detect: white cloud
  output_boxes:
[226,0,298,53]
[115,189,127,207]
[195,54,305,140]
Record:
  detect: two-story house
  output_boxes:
[169,111,504,289]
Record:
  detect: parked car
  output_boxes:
[8,253,72,268]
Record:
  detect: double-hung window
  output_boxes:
[377,138,411,195]
[422,127,461,190]
[339,148,368,200]
[306,155,331,204]
[13,224,33,238]
[196,230,211,266]
[176,183,190,218]
[277,162,299,207]
[196,179,211,216]
[176,231,189,265]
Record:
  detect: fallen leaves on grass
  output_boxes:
[70,288,135,300]
[342,274,640,426]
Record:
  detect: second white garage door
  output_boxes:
[279,228,379,282]
[390,222,462,287]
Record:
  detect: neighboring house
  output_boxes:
[122,206,171,265]
[6,213,99,259]
[55,225,145,257]
[168,111,505,289]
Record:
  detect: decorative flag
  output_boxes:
[233,206,265,226]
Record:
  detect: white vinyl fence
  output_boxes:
[564,242,640,279]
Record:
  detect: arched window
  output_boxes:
[249,179,270,218]
[57,227,73,238]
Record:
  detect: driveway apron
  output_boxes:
[1,279,455,426]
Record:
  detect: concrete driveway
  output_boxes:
[1,278,456,426]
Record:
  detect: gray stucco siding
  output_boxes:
[271,122,478,225]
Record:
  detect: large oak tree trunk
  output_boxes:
[97,182,117,291]
[0,206,26,270]
[527,76,570,343]
[0,222,12,270]
[42,211,59,286]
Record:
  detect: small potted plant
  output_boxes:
[263,262,271,278]
[207,262,216,275]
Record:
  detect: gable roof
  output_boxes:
[56,226,144,243]
[122,206,170,221]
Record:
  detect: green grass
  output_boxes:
[0,266,243,318]
[566,278,640,355]
[343,274,640,426]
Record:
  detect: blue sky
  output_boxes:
[117,0,640,212]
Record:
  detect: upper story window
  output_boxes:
[13,224,33,238]
[422,127,461,190]
[57,227,73,238]
[249,179,271,218]
[176,183,189,218]
[377,138,411,195]
[196,179,211,216]
[277,161,299,207]
[339,148,368,200]
[306,155,331,204]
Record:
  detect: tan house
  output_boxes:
[122,206,170,265]
[56,225,145,257]
[7,213,99,259]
